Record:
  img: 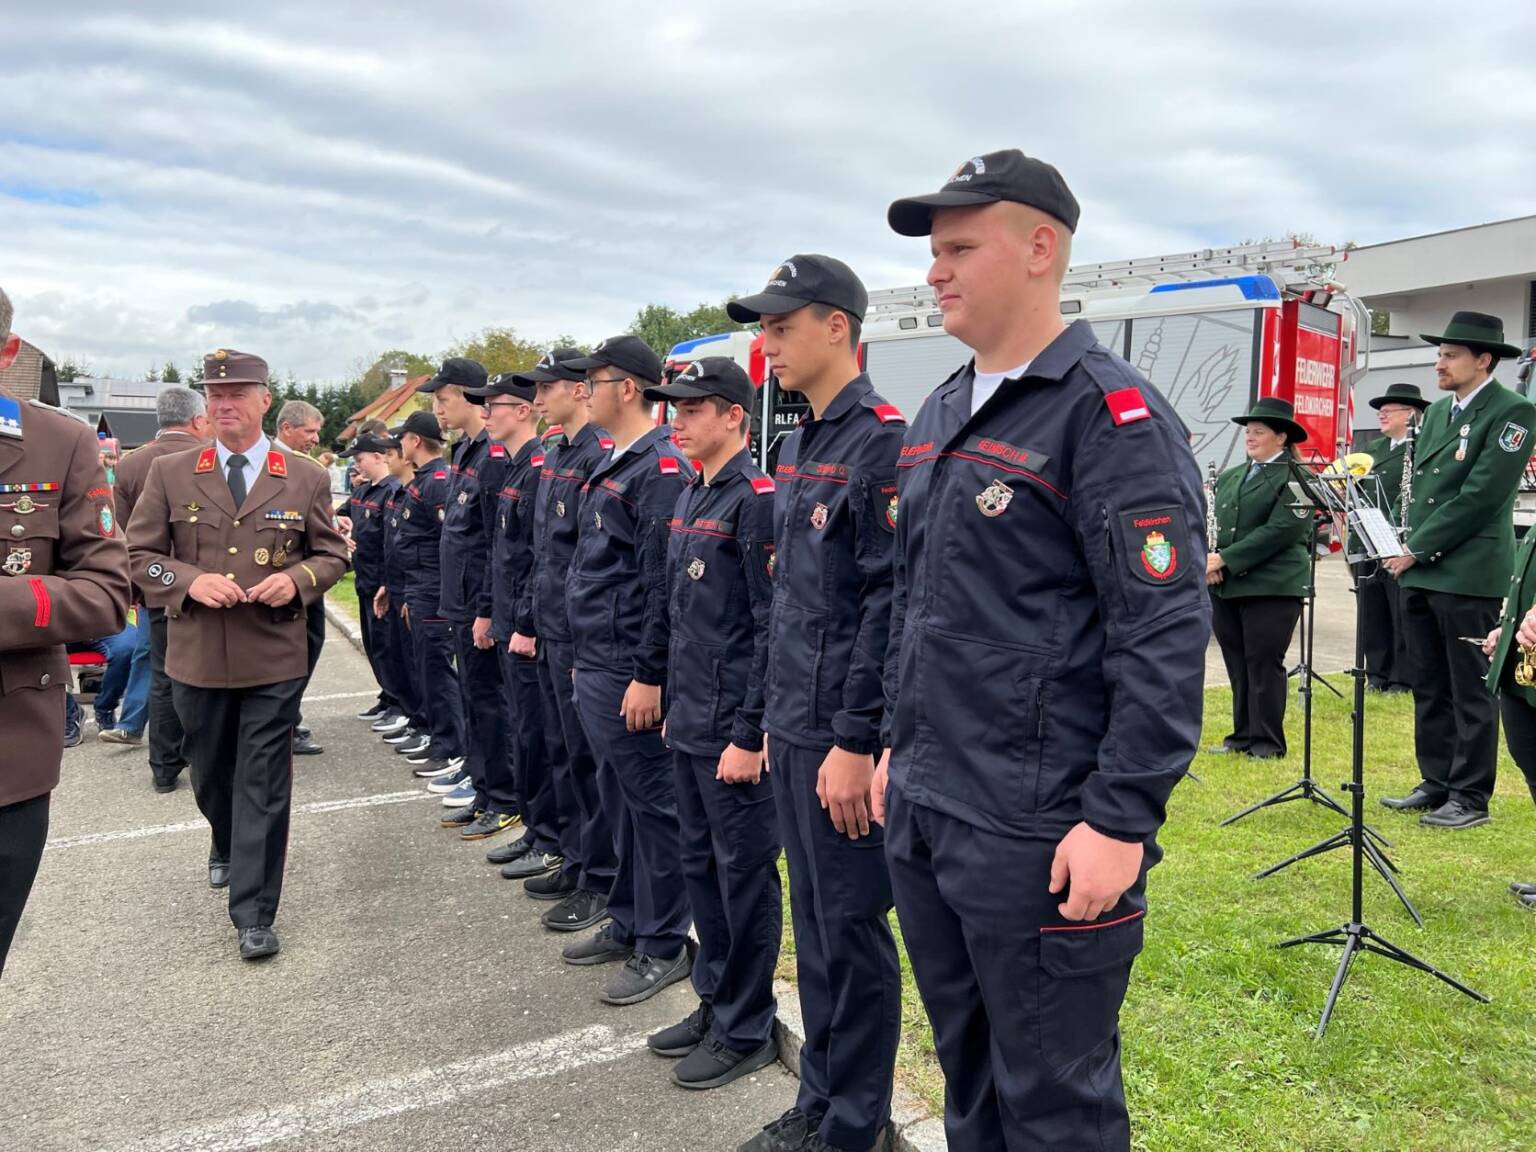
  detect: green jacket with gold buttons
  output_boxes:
[1399,380,1535,599]
[1210,457,1310,599]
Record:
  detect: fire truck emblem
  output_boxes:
[2,547,31,576]
[687,557,706,581]
[810,502,829,530]
[975,479,1013,518]
[1140,531,1177,580]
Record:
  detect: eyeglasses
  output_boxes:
[586,375,629,387]
[485,400,526,410]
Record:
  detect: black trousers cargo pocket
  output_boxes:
[1037,909,1145,1070]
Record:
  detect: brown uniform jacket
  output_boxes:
[113,430,204,597]
[0,395,131,807]
[127,443,347,689]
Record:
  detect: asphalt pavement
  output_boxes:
[0,629,795,1152]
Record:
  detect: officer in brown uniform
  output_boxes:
[127,349,348,961]
[0,286,131,979]
[112,386,208,792]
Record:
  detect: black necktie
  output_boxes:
[227,453,248,509]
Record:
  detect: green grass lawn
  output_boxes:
[778,687,1536,1151]
[325,572,360,624]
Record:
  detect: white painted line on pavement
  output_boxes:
[45,791,431,851]
[301,690,380,703]
[105,1025,649,1152]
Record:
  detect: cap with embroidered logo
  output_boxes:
[644,356,754,410]
[416,357,488,394]
[524,347,588,384]
[388,411,444,441]
[888,149,1080,237]
[727,254,869,324]
[566,335,663,387]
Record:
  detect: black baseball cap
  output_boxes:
[525,347,588,384]
[466,372,537,403]
[727,254,869,324]
[888,149,1080,237]
[389,410,443,441]
[417,357,489,393]
[339,432,395,457]
[566,335,663,386]
[644,356,754,409]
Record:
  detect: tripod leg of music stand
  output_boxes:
[1313,670,1344,700]
[1311,786,1350,819]
[1315,930,1363,1038]
[1361,822,1393,851]
[1278,925,1346,950]
[1221,780,1304,827]
[1357,927,1490,1003]
[1361,839,1423,927]
[1186,771,1203,785]
[1254,828,1350,880]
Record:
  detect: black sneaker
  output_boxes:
[399,737,433,758]
[523,868,579,901]
[357,702,390,721]
[541,887,608,931]
[600,948,691,1006]
[461,811,520,840]
[486,834,535,865]
[561,922,633,967]
[412,758,459,779]
[440,807,480,829]
[737,1109,810,1152]
[674,1035,778,1090]
[502,851,561,880]
[648,1001,712,1057]
[383,726,418,745]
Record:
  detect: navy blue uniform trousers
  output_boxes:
[673,750,782,1051]
[356,584,400,711]
[884,788,1148,1152]
[770,739,900,1152]
[573,666,689,958]
[451,624,517,815]
[544,639,614,894]
[386,602,426,733]
[407,609,464,762]
[498,644,562,856]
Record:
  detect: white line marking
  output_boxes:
[45,791,430,851]
[301,690,380,703]
[105,1025,648,1152]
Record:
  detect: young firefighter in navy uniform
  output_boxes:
[374,434,430,762]
[421,359,519,837]
[562,334,693,1005]
[512,348,619,940]
[641,357,782,1090]
[338,431,404,724]
[873,152,1209,1152]
[469,370,565,879]
[388,412,467,781]
[729,256,903,1152]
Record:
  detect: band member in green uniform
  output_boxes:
[1358,383,1430,693]
[1484,528,1536,908]
[1382,312,1536,830]
[1206,398,1311,759]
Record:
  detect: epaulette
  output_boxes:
[750,476,776,495]
[433,470,447,480]
[266,450,287,477]
[598,436,616,450]
[658,456,681,475]
[1104,387,1151,427]
[531,453,545,468]
[871,403,905,425]
[489,443,508,459]
[195,447,217,473]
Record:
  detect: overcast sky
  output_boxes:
[4,1,1534,381]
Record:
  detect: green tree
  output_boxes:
[355,349,436,403]
[161,361,181,383]
[627,299,748,359]
[443,327,544,377]
[144,363,160,382]
[55,357,91,383]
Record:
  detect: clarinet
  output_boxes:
[1399,417,1417,531]
[1205,460,1219,548]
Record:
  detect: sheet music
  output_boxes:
[1348,507,1405,559]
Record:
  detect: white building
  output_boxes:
[1340,215,1536,436]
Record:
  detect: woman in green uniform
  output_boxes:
[1482,527,1536,909]
[1207,397,1312,759]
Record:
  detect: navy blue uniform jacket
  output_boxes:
[531,423,613,644]
[347,475,396,592]
[490,437,544,643]
[395,459,450,612]
[661,448,777,756]
[439,428,510,623]
[764,374,904,756]
[567,426,691,681]
[883,320,1210,842]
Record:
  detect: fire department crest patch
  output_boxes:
[687,557,706,581]
[1141,530,1176,580]
[1499,422,1529,453]
[766,550,776,579]
[98,505,114,537]
[810,503,829,531]
[556,499,566,518]
[885,493,898,529]
[976,479,1013,518]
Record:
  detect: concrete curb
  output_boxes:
[772,978,946,1152]
[324,596,949,1148]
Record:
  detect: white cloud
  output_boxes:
[3,0,1534,379]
